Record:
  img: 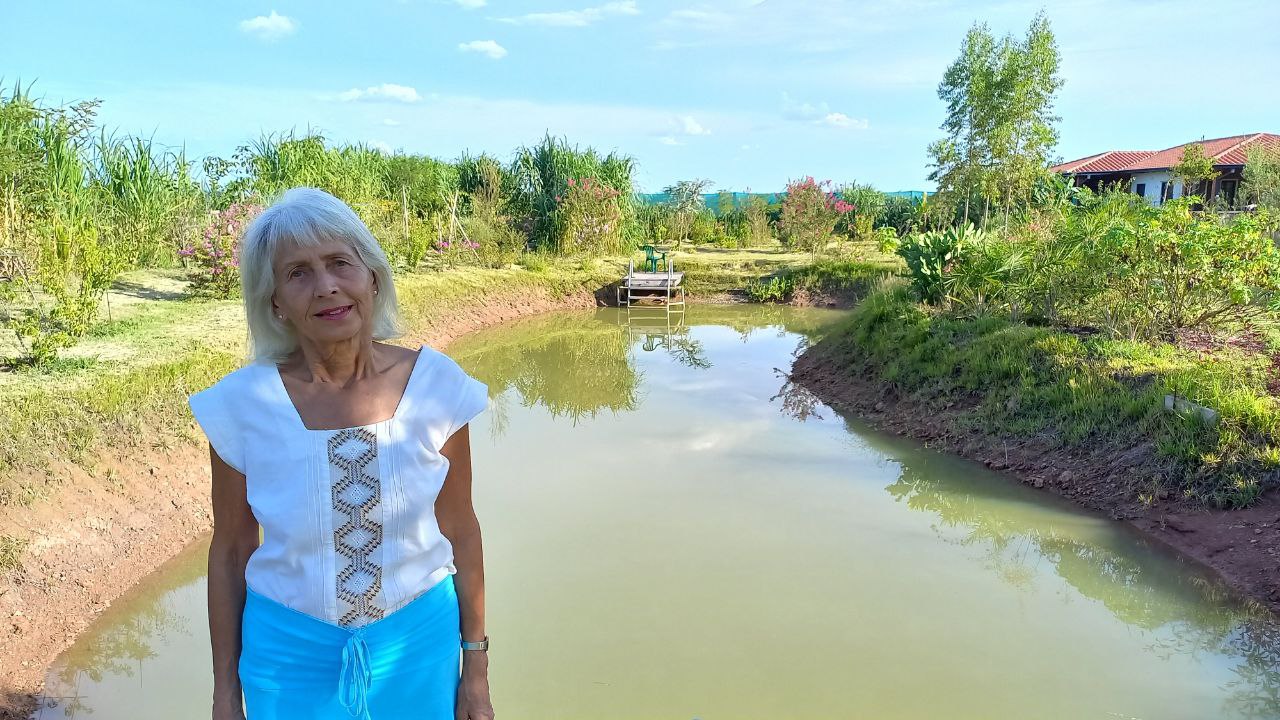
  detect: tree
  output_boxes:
[988,11,1063,224]
[662,178,712,246]
[1171,143,1219,204]
[928,12,1063,226]
[929,24,997,225]
[1242,143,1280,211]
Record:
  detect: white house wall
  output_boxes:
[1129,171,1180,205]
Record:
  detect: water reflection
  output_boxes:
[618,306,711,370]
[769,370,1280,716]
[856,410,1280,716]
[35,536,209,718]
[449,311,642,427]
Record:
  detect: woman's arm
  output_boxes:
[207,445,259,720]
[437,424,495,719]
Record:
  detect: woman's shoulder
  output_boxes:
[416,344,468,376]
[190,360,269,402]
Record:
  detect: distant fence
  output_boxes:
[635,190,926,214]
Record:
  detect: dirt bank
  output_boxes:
[790,341,1280,618]
[0,285,600,720]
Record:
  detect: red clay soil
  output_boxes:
[789,342,1280,619]
[0,287,600,720]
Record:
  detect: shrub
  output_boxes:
[880,194,922,235]
[896,223,986,305]
[180,203,261,298]
[464,214,527,268]
[509,134,637,253]
[555,176,625,255]
[745,274,795,302]
[778,177,854,254]
[875,226,900,254]
[1099,200,1280,338]
[688,211,720,245]
[839,183,886,239]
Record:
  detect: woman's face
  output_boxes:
[271,235,377,345]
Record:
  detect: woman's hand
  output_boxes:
[456,652,495,719]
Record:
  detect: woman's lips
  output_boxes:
[315,304,353,320]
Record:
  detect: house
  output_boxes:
[1050,133,1280,207]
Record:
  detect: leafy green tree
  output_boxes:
[662,178,712,246]
[929,24,997,225]
[1242,143,1280,211]
[988,11,1063,224]
[929,12,1062,226]
[1171,144,1219,203]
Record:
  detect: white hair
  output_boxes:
[239,187,404,364]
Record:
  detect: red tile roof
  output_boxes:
[1050,150,1155,174]
[1052,133,1280,175]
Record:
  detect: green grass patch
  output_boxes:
[0,534,29,574]
[815,279,1280,509]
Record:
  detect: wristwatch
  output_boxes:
[461,635,489,651]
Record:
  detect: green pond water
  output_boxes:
[35,305,1280,719]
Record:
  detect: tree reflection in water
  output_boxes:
[886,451,1280,718]
[449,311,644,429]
[770,372,1280,717]
[37,536,208,718]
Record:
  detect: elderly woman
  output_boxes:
[188,188,495,720]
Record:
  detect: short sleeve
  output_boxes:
[446,369,489,440]
[188,385,247,475]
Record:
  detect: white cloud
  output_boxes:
[821,112,869,130]
[238,10,297,41]
[679,116,710,136]
[337,83,423,103]
[454,0,486,7]
[458,40,508,59]
[665,8,730,28]
[500,1,639,27]
[781,92,867,130]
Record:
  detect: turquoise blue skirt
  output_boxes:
[239,575,461,719]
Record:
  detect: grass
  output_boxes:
[0,534,28,573]
[664,240,901,297]
[812,278,1280,509]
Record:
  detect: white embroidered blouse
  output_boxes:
[187,344,488,627]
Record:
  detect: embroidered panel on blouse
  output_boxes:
[328,427,385,627]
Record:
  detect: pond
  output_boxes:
[36,305,1280,719]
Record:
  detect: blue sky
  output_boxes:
[4,0,1279,193]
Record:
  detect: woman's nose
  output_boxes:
[313,271,339,296]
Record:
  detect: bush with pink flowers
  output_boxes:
[554,177,625,255]
[180,203,262,298]
[778,177,855,255]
